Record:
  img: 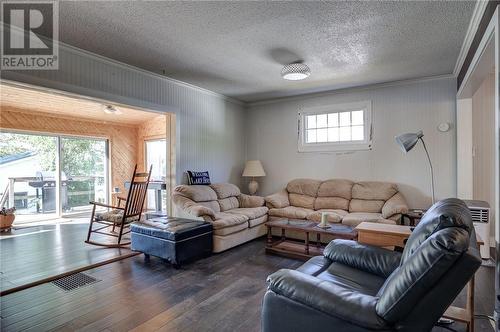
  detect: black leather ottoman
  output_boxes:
[131,217,213,268]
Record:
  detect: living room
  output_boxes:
[0,1,498,332]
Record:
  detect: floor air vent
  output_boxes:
[52,272,100,291]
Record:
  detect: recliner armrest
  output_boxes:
[239,194,265,208]
[324,239,401,278]
[267,269,387,330]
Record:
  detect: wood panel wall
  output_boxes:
[136,114,167,172]
[0,107,138,202]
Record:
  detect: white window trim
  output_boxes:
[298,100,372,153]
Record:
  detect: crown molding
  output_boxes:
[247,74,455,107]
[29,37,245,106]
[453,0,489,76]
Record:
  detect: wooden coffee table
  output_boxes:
[265,219,358,260]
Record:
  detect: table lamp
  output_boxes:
[242,160,266,195]
[395,130,435,204]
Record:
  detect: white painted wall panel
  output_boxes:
[246,78,457,208]
[456,98,473,199]
[1,45,246,187]
[472,73,495,240]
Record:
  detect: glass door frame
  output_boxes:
[144,138,167,212]
[58,133,110,217]
[1,129,110,220]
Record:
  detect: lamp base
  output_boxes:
[248,179,259,195]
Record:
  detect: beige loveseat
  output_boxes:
[172,183,268,253]
[265,179,408,227]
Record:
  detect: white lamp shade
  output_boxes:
[242,160,266,177]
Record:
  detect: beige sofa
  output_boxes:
[172,183,268,253]
[265,179,408,227]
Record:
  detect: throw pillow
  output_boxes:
[187,171,211,185]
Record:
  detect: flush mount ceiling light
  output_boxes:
[281,63,311,81]
[103,105,122,115]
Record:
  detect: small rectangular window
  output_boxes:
[298,101,372,152]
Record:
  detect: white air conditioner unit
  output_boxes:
[463,200,490,259]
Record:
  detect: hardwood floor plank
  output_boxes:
[0,224,495,332]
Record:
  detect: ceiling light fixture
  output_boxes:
[281,63,311,81]
[103,105,122,115]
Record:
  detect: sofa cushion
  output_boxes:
[248,214,268,228]
[210,183,241,199]
[317,179,354,199]
[289,193,315,209]
[268,206,314,219]
[95,209,139,224]
[174,185,217,202]
[197,200,221,213]
[226,207,268,220]
[307,209,347,223]
[286,179,321,197]
[349,199,385,213]
[341,213,396,227]
[352,181,398,200]
[212,222,248,236]
[211,212,249,236]
[239,194,265,208]
[265,190,290,208]
[314,197,350,210]
[218,196,239,211]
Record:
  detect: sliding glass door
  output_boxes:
[0,131,109,222]
[0,131,58,220]
[60,136,107,215]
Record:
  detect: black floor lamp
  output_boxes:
[395,130,435,205]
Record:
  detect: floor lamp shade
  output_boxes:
[242,160,266,195]
[394,130,435,204]
[395,130,424,153]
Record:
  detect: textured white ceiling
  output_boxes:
[58,1,475,102]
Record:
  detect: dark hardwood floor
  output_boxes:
[0,223,136,294]
[0,235,496,332]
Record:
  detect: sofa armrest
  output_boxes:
[172,194,215,219]
[382,192,408,219]
[267,269,386,330]
[239,193,265,208]
[324,239,401,278]
[265,190,290,209]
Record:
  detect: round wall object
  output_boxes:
[437,122,450,132]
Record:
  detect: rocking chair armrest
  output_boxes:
[89,201,124,210]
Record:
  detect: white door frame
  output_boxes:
[457,6,500,247]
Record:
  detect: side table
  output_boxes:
[401,209,426,226]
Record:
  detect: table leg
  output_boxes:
[155,189,162,212]
[281,228,285,241]
[305,232,309,255]
[267,226,272,246]
[467,277,475,332]
[316,233,321,249]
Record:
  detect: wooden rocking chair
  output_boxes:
[85,165,152,247]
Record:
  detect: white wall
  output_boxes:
[246,77,457,209]
[472,73,496,242]
[0,44,247,187]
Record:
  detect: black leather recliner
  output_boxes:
[262,198,482,332]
